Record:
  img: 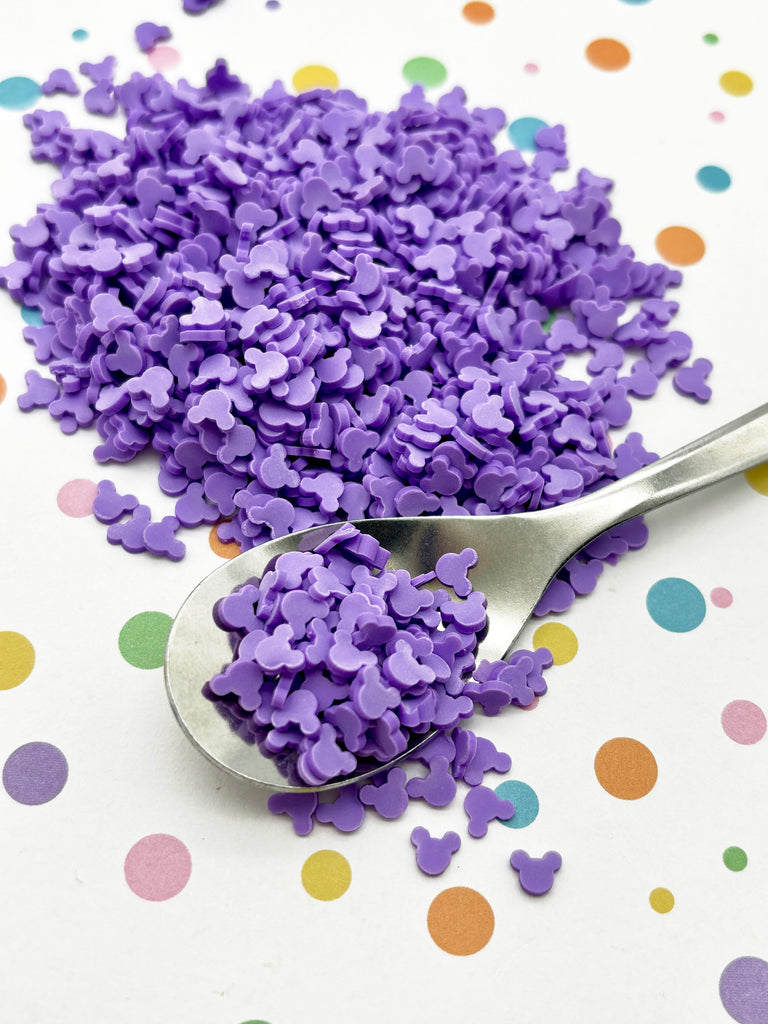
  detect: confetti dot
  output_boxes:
[427,886,494,956]
[118,611,173,670]
[21,305,43,325]
[523,63,539,74]
[720,70,753,97]
[148,45,181,72]
[721,700,767,745]
[585,38,631,71]
[646,577,706,632]
[703,32,719,45]
[462,2,495,24]
[3,741,68,805]
[0,630,35,690]
[0,76,42,111]
[655,226,706,265]
[532,621,577,664]
[301,849,351,901]
[649,887,674,913]
[507,116,548,151]
[709,110,726,123]
[72,28,89,41]
[124,833,192,901]
[619,0,651,4]
[402,57,447,89]
[696,165,731,192]
[56,478,98,518]
[292,65,339,93]
[720,957,768,1024]
[711,587,733,608]
[745,463,768,495]
[0,374,6,404]
[209,523,242,558]
[723,846,748,872]
[594,737,658,800]
[494,780,539,828]
[265,0,280,7]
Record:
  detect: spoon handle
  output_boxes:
[553,402,768,547]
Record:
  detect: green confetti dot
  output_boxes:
[119,611,173,669]
[703,32,719,45]
[402,56,447,88]
[723,846,748,872]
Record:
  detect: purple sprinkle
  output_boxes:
[410,826,461,876]
[510,849,562,895]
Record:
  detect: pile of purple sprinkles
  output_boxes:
[0,59,710,854]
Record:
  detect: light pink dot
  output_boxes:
[148,45,181,72]
[124,833,192,901]
[709,110,725,123]
[57,478,98,517]
[721,700,767,745]
[711,587,733,608]
[523,63,539,74]
[520,696,540,711]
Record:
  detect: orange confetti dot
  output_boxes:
[209,523,241,559]
[655,225,706,266]
[594,737,658,800]
[427,886,494,955]
[462,2,495,24]
[585,38,630,71]
[0,374,6,403]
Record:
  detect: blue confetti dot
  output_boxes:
[494,780,539,828]
[646,577,706,633]
[696,165,731,192]
[507,117,548,152]
[21,306,43,326]
[72,28,89,41]
[0,77,42,111]
[619,0,652,4]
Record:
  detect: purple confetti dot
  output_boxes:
[3,742,68,805]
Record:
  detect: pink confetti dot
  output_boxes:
[709,110,725,123]
[124,833,192,901]
[523,63,539,74]
[721,700,767,745]
[57,478,98,517]
[148,45,181,72]
[710,587,733,608]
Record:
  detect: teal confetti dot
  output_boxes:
[619,0,652,4]
[696,165,731,192]
[0,77,42,111]
[494,780,539,828]
[646,577,706,633]
[507,117,548,152]
[21,306,43,326]
[72,28,89,41]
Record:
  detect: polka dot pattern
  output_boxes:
[0,7,762,1022]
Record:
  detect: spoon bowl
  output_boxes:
[165,402,768,790]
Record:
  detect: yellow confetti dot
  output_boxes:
[532,622,578,664]
[301,849,351,901]
[292,65,339,93]
[745,463,768,495]
[719,70,753,96]
[649,887,674,913]
[0,630,35,690]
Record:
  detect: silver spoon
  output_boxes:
[165,402,768,791]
